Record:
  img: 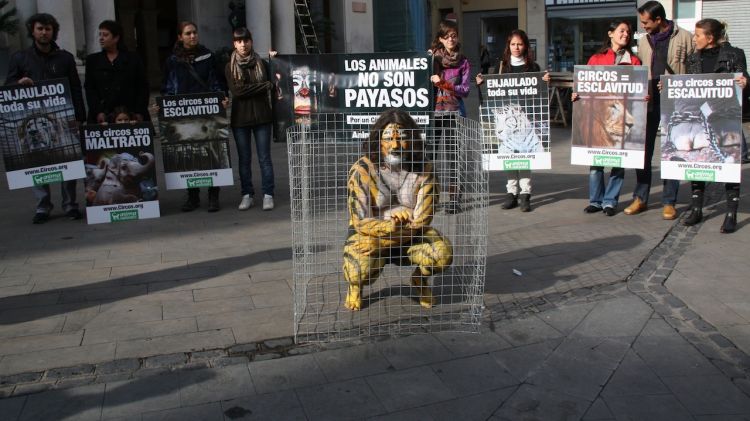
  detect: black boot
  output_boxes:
[207,187,220,212]
[181,188,200,212]
[683,190,704,226]
[721,190,739,233]
[501,193,518,209]
[519,194,531,212]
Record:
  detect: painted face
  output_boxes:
[380,123,409,166]
[32,23,54,46]
[639,12,660,34]
[693,27,714,50]
[509,36,525,58]
[233,37,252,57]
[114,113,130,124]
[439,31,459,52]
[99,28,118,51]
[292,66,312,122]
[179,24,199,49]
[609,23,630,51]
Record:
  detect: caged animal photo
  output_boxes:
[662,99,742,164]
[3,113,82,171]
[491,104,544,154]
[572,99,636,149]
[160,116,231,171]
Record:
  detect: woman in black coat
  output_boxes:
[84,20,149,123]
[681,18,748,233]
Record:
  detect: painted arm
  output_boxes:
[347,161,400,237]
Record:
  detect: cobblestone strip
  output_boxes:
[624,184,750,395]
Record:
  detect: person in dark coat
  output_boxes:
[5,13,86,224]
[84,20,150,123]
[679,18,748,233]
[225,27,275,211]
[161,21,227,212]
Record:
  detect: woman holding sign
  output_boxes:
[476,30,549,212]
[161,21,227,213]
[572,20,641,216]
[430,20,471,117]
[225,27,276,211]
[680,18,747,233]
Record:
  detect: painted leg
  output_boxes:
[345,283,363,310]
[411,267,434,308]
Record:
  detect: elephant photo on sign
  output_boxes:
[85,151,157,206]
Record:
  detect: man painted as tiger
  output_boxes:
[343,109,453,311]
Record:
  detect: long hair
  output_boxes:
[597,20,636,55]
[174,21,198,48]
[695,18,727,46]
[430,20,461,53]
[365,109,424,172]
[501,30,534,72]
[99,20,127,52]
[26,13,60,41]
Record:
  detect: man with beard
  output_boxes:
[342,109,453,311]
[623,1,693,220]
[5,13,86,224]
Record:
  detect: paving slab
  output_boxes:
[365,366,455,412]
[601,350,670,397]
[177,364,255,405]
[431,354,518,397]
[313,342,392,382]
[247,354,326,394]
[489,383,590,421]
[0,342,116,376]
[602,394,693,421]
[219,390,306,420]
[18,383,105,421]
[101,373,182,419]
[295,377,387,420]
[375,334,454,370]
[662,374,750,416]
[490,339,561,382]
[141,402,224,421]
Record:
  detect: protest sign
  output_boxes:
[660,73,742,183]
[156,93,232,189]
[82,122,159,224]
[0,78,85,189]
[479,72,551,171]
[272,52,433,139]
[571,65,648,169]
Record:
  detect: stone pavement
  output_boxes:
[0,124,749,419]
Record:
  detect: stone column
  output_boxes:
[83,0,116,54]
[245,0,272,57]
[271,0,295,54]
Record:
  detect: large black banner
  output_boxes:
[272,52,433,140]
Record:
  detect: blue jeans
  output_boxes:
[33,180,78,214]
[589,166,624,208]
[233,124,274,197]
[633,93,679,205]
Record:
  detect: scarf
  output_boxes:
[649,20,674,45]
[432,47,464,69]
[230,50,263,85]
[173,41,198,63]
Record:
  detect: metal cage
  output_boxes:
[287,112,488,342]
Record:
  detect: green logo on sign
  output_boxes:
[32,171,63,186]
[110,210,139,222]
[187,177,213,188]
[593,155,622,167]
[685,169,715,182]
[503,160,531,171]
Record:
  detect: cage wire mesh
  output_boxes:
[287,111,488,342]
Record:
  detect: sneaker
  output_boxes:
[66,208,82,220]
[603,206,616,216]
[32,213,49,224]
[583,205,602,213]
[263,194,274,211]
[238,194,254,210]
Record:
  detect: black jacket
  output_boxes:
[225,58,273,127]
[686,43,749,110]
[161,45,223,95]
[5,42,86,122]
[84,50,150,122]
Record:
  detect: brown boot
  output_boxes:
[623,197,646,215]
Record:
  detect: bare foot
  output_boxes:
[344,285,362,311]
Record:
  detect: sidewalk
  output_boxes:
[0,126,749,419]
